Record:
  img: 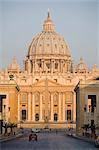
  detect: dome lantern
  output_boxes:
[43,11,55,32]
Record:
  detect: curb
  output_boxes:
[0,133,23,143]
[66,134,94,144]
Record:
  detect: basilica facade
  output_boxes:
[0,12,99,130]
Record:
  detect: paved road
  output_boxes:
[1,132,98,150]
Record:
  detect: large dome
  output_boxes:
[28,12,71,58]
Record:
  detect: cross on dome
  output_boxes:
[47,9,51,20]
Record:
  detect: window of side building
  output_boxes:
[88,95,96,113]
[21,110,27,120]
[54,113,58,121]
[67,110,71,121]
[35,113,39,121]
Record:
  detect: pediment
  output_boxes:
[47,79,63,87]
[32,79,63,87]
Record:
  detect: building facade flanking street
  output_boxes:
[75,78,99,136]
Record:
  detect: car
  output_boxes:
[95,136,99,147]
[29,133,37,141]
[31,128,40,133]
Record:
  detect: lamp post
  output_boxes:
[9,74,20,129]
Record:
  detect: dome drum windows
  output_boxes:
[46,63,51,69]
[55,63,58,69]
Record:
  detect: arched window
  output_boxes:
[35,113,39,121]
[54,113,58,121]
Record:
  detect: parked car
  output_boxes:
[31,128,40,133]
[95,136,99,147]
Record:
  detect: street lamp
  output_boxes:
[9,74,20,129]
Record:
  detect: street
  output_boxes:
[1,131,98,150]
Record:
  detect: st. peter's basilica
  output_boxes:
[0,12,99,130]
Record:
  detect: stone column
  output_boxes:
[62,93,65,121]
[32,60,35,75]
[73,92,76,122]
[51,93,53,121]
[58,93,61,121]
[18,93,20,122]
[40,93,42,121]
[41,59,44,72]
[58,60,60,73]
[67,61,70,73]
[32,94,35,121]
[51,59,55,74]
[63,60,65,73]
[61,60,63,73]
[28,92,31,121]
[51,60,54,74]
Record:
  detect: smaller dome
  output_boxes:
[76,57,87,73]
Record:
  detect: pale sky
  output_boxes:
[0,0,99,69]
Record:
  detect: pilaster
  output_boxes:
[40,93,42,121]
[51,93,53,121]
[62,93,65,121]
[32,94,35,121]
[18,93,20,122]
[58,93,61,121]
[28,92,31,121]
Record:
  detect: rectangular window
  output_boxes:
[22,110,26,120]
[0,95,6,112]
[67,110,71,120]
[0,99,2,112]
[88,95,96,112]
